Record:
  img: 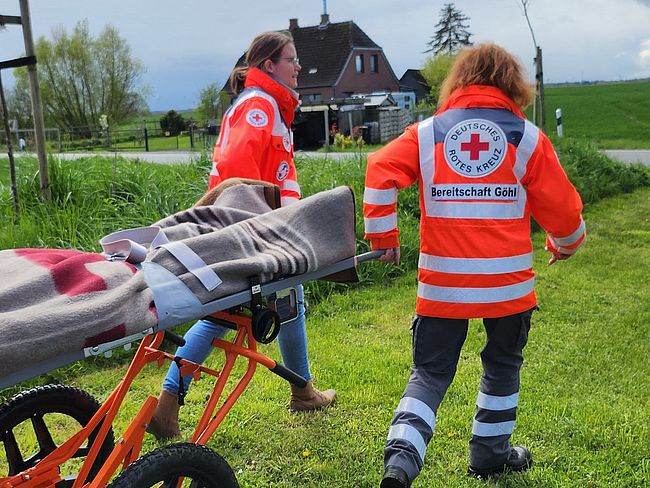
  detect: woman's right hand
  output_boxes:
[379,246,401,265]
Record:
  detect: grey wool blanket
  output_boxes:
[0,182,357,383]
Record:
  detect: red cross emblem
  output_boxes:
[246,109,268,127]
[460,133,490,161]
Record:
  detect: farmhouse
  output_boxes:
[224,15,409,148]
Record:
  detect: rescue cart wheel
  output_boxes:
[106,442,239,488]
[0,384,115,485]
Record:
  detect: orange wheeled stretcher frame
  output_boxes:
[0,250,382,488]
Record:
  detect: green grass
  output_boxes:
[1,187,648,487]
[525,80,650,149]
[1,152,649,486]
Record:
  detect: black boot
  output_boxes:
[381,465,410,488]
[468,445,532,479]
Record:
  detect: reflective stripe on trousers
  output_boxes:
[384,308,534,482]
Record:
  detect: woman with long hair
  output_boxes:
[364,43,586,486]
[148,31,336,440]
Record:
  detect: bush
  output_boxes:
[555,138,649,204]
[159,110,187,137]
[333,132,364,150]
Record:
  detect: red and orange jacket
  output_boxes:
[364,85,586,319]
[209,68,301,206]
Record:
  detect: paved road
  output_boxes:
[4,149,650,166]
[602,150,650,166]
[1,150,363,164]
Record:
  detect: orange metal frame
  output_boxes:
[0,310,275,488]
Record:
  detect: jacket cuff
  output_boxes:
[370,236,400,250]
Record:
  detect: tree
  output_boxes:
[5,74,34,130]
[194,83,221,126]
[159,110,187,136]
[425,3,472,56]
[13,20,147,131]
[420,53,456,103]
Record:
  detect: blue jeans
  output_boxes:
[162,285,311,394]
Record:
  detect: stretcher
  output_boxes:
[0,182,382,487]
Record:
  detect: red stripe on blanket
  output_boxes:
[83,323,126,347]
[15,248,108,296]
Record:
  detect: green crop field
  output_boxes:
[526,80,650,149]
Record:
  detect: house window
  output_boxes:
[306,93,322,103]
[370,54,378,73]
[355,54,364,73]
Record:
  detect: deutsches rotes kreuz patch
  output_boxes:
[276,161,290,181]
[282,134,292,152]
[443,119,507,177]
[246,109,268,128]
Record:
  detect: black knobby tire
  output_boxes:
[107,443,239,488]
[0,384,115,484]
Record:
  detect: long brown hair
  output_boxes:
[438,43,534,109]
[229,31,294,95]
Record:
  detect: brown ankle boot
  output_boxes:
[289,381,336,412]
[147,389,181,440]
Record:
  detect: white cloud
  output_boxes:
[639,40,650,67]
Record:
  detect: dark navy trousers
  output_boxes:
[384,308,534,483]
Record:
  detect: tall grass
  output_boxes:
[1,141,648,301]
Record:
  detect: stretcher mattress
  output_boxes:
[0,182,357,386]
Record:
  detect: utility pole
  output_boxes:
[519,0,546,133]
[19,0,49,199]
[535,46,546,132]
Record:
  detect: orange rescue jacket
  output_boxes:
[364,85,586,319]
[209,68,301,206]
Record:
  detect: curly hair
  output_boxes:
[229,31,294,95]
[438,43,535,109]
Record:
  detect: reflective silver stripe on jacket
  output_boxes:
[281,196,300,206]
[417,115,540,219]
[364,213,398,234]
[219,87,289,153]
[364,187,398,206]
[476,391,519,411]
[396,397,436,431]
[281,179,302,195]
[386,424,427,461]
[417,277,535,304]
[551,217,586,247]
[419,252,533,275]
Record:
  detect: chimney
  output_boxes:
[289,18,299,31]
[320,13,330,27]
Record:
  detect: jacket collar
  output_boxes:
[245,68,299,126]
[437,85,526,118]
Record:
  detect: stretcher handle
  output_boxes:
[271,363,308,388]
[164,330,186,348]
[355,249,386,264]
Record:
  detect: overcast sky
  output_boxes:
[1,0,650,111]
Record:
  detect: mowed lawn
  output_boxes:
[3,187,647,487]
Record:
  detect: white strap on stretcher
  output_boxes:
[99,226,222,292]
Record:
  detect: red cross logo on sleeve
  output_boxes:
[461,133,490,161]
[246,109,268,127]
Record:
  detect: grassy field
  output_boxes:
[1,151,649,486]
[525,80,650,149]
[1,181,648,486]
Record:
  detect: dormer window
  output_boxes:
[355,54,364,73]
